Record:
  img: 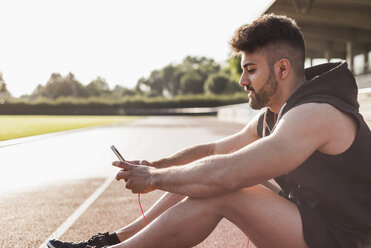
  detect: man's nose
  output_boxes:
[239,74,249,87]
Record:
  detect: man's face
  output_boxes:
[239,52,278,110]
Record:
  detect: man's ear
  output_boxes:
[274,58,290,80]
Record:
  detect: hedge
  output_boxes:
[0,94,249,115]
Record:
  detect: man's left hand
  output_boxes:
[113,161,156,194]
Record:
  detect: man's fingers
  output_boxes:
[125,181,131,190]
[115,170,129,181]
[139,160,151,166]
[127,160,141,165]
[127,160,152,166]
[113,161,154,194]
[112,161,135,170]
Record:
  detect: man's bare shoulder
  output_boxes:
[282,102,340,124]
[275,102,357,155]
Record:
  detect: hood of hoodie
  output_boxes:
[284,61,359,114]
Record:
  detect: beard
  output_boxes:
[248,69,278,110]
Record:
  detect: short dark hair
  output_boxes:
[229,14,305,77]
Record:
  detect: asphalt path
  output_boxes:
[0,116,251,248]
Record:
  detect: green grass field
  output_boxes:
[0,115,140,141]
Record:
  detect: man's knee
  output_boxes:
[214,185,280,214]
[185,185,271,215]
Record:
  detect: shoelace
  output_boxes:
[87,233,107,245]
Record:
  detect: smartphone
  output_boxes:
[111,145,125,162]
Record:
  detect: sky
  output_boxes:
[0,0,274,97]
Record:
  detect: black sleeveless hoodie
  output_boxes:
[257,61,371,245]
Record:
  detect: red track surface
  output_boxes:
[0,117,257,247]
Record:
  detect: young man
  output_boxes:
[48,14,371,248]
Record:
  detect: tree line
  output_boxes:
[0,55,243,102]
[0,73,11,103]
[136,56,242,97]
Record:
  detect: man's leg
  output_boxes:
[116,180,280,242]
[111,185,308,248]
[47,193,186,248]
[115,192,186,241]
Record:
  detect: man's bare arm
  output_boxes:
[152,114,261,168]
[112,114,263,240]
[144,103,355,197]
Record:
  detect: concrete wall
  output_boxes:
[217,103,264,124]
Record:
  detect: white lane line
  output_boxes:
[38,176,114,248]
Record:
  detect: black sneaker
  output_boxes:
[47,232,115,248]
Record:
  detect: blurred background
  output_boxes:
[0,0,368,117]
[0,1,370,247]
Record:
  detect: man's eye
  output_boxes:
[247,69,256,73]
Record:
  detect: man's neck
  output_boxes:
[269,77,305,114]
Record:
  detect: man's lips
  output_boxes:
[245,86,254,93]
